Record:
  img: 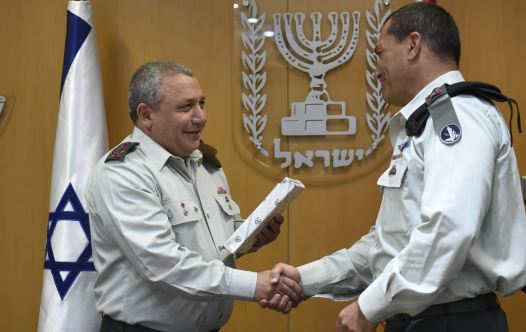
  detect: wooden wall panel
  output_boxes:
[0,1,64,331]
[0,0,525,331]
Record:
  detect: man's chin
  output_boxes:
[380,88,389,100]
[381,92,397,105]
[185,140,201,152]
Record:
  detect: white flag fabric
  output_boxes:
[38,1,107,331]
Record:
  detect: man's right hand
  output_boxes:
[257,263,303,313]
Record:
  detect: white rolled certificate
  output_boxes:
[223,177,305,254]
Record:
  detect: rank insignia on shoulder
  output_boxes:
[105,142,139,162]
[199,141,222,169]
[440,124,461,145]
[425,85,447,106]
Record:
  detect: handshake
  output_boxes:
[253,263,378,332]
[244,215,376,331]
[254,263,303,314]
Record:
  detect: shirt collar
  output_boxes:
[131,127,202,171]
[400,70,465,120]
[388,71,465,145]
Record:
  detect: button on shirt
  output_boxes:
[85,127,257,332]
[298,71,526,323]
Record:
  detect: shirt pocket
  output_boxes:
[214,193,241,216]
[377,159,408,189]
[377,159,413,238]
[164,199,203,226]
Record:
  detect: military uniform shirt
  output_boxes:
[85,127,257,332]
[298,71,526,323]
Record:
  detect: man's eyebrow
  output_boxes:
[180,96,205,103]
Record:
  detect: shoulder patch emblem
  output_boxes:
[105,142,139,162]
[440,124,461,145]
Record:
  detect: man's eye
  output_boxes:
[180,104,192,111]
[199,101,205,109]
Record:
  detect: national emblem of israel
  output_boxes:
[234,0,394,184]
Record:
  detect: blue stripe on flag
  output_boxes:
[60,10,92,93]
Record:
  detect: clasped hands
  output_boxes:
[255,263,303,314]
[250,217,376,330]
[255,263,377,332]
[251,217,303,313]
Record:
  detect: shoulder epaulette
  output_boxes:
[105,142,139,162]
[199,141,221,168]
[405,81,521,145]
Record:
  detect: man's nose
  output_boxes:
[192,106,206,123]
[374,67,382,81]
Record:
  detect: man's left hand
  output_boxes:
[336,301,377,332]
[253,214,284,248]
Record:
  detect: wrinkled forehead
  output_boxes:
[159,74,204,101]
[162,72,196,85]
[161,73,200,91]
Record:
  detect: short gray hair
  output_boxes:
[128,61,194,124]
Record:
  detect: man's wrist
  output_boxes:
[357,282,390,323]
[298,260,330,296]
[227,267,258,300]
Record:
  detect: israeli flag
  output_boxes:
[38,1,107,331]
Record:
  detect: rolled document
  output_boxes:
[223,177,305,254]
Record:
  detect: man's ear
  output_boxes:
[407,31,422,61]
[136,103,154,129]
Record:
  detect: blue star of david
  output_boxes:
[44,183,95,300]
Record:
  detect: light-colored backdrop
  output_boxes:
[0,0,525,331]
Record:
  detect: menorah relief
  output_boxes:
[273,11,360,136]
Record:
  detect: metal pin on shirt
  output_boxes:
[181,202,189,216]
[389,165,397,175]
